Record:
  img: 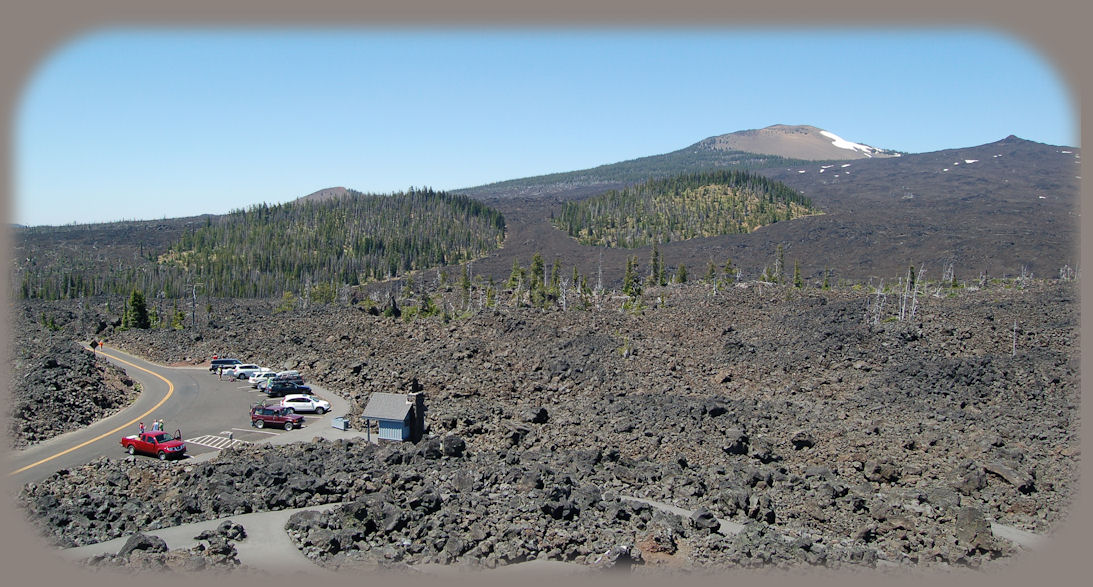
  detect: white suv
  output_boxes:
[227,364,265,380]
[279,394,331,415]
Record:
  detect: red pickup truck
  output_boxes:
[120,431,187,460]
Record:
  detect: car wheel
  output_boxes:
[128,445,136,455]
[255,420,265,429]
[157,451,167,461]
[284,421,294,431]
[315,407,326,415]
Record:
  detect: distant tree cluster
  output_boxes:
[551,169,818,248]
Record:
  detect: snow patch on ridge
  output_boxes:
[820,130,878,157]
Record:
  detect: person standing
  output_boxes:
[139,421,145,434]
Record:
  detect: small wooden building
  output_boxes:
[361,392,426,442]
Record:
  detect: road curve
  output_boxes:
[7,344,177,484]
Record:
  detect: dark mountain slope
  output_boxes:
[462,135,1079,288]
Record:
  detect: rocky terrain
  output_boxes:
[7,304,138,448]
[78,521,247,575]
[11,274,1080,575]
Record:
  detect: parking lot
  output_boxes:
[9,349,366,485]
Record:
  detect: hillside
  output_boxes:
[697,124,901,160]
[454,124,899,201]
[455,135,1079,293]
[13,188,506,301]
[552,169,819,248]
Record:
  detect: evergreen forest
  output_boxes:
[550,169,819,248]
[14,188,506,300]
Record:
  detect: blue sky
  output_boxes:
[13,27,1077,227]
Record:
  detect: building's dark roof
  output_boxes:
[361,392,414,421]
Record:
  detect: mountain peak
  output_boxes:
[298,186,349,203]
[697,124,898,161]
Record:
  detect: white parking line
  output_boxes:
[186,435,251,450]
[235,427,279,436]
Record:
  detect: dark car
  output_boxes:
[210,358,242,373]
[250,405,305,430]
[263,380,312,398]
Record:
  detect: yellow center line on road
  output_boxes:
[9,346,175,476]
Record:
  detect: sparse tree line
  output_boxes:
[551,169,818,248]
[32,244,1079,335]
[361,245,1081,329]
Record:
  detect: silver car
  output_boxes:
[249,371,277,388]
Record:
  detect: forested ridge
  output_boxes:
[14,188,506,301]
[456,147,826,199]
[551,169,818,248]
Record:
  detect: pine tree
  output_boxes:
[171,303,185,329]
[675,264,688,284]
[793,259,803,288]
[775,244,785,284]
[127,289,151,329]
[646,244,664,286]
[530,253,545,292]
[722,258,737,284]
[507,258,524,289]
[623,255,642,297]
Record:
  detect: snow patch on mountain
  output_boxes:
[820,130,880,157]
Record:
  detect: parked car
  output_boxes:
[269,370,305,384]
[279,394,332,414]
[250,405,304,430]
[120,431,187,460]
[258,373,305,389]
[209,358,242,373]
[226,364,263,380]
[262,380,312,398]
[249,371,278,388]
